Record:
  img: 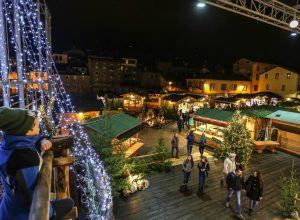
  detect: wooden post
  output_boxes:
[29,151,53,220]
[56,149,70,199]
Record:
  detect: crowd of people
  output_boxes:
[171,122,264,219]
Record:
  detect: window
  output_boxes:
[209,83,215,91]
[266,84,270,90]
[281,85,287,91]
[256,74,259,80]
[232,84,237,91]
[287,72,292,79]
[265,73,268,79]
[254,85,258,91]
[73,76,77,80]
[221,84,227,90]
[275,73,279,79]
[243,85,247,91]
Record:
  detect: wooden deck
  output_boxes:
[114,150,300,220]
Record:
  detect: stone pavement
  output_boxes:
[137,121,201,158]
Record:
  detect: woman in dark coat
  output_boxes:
[197,156,210,193]
[245,171,264,216]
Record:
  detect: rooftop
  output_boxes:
[266,110,300,125]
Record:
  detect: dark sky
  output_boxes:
[46,0,300,68]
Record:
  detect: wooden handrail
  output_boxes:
[29,135,78,220]
[29,150,53,220]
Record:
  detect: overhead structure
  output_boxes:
[204,0,300,34]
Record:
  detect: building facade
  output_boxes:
[186,78,251,96]
[256,66,299,98]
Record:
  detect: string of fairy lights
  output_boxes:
[0,0,112,219]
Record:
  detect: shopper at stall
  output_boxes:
[188,115,194,130]
[197,156,210,193]
[177,116,184,133]
[186,130,195,155]
[171,133,179,158]
[199,133,206,158]
[245,171,264,216]
[182,155,194,190]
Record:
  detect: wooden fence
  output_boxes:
[29,135,78,220]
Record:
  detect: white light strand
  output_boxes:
[0,0,113,219]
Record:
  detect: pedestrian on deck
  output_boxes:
[221,152,236,187]
[245,171,264,216]
[197,156,210,193]
[185,114,191,129]
[182,155,194,190]
[188,115,194,130]
[199,133,206,158]
[171,133,179,158]
[182,114,186,130]
[186,130,195,155]
[225,168,245,220]
[177,116,184,133]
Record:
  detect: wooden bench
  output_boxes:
[253,141,280,154]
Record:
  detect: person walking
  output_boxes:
[199,133,206,158]
[182,155,194,190]
[225,168,245,220]
[171,133,179,158]
[186,130,195,155]
[177,116,184,133]
[221,152,236,187]
[188,115,194,130]
[245,171,264,216]
[197,156,210,193]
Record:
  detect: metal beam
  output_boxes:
[206,0,300,34]
[0,0,10,107]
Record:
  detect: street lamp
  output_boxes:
[290,19,299,28]
[197,0,206,8]
[290,32,298,36]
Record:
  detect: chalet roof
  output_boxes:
[234,92,282,99]
[83,113,144,139]
[163,93,203,102]
[192,106,293,122]
[266,110,300,125]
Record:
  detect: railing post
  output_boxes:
[29,150,53,220]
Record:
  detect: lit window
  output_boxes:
[266,84,270,90]
[243,85,247,91]
[232,84,237,91]
[254,85,258,91]
[221,84,227,90]
[281,85,287,91]
[287,72,292,79]
[275,73,279,79]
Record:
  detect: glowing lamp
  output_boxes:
[290,19,299,28]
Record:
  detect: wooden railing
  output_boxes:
[29,135,78,220]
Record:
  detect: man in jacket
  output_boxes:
[225,168,245,220]
[186,130,195,155]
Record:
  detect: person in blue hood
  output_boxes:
[0,107,73,220]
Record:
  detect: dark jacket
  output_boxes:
[0,134,54,219]
[177,119,184,127]
[226,171,244,191]
[197,162,210,177]
[171,136,179,148]
[186,134,195,145]
[245,175,263,201]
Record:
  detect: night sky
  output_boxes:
[46,0,300,69]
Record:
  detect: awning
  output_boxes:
[117,124,146,140]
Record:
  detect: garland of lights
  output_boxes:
[0,0,113,219]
